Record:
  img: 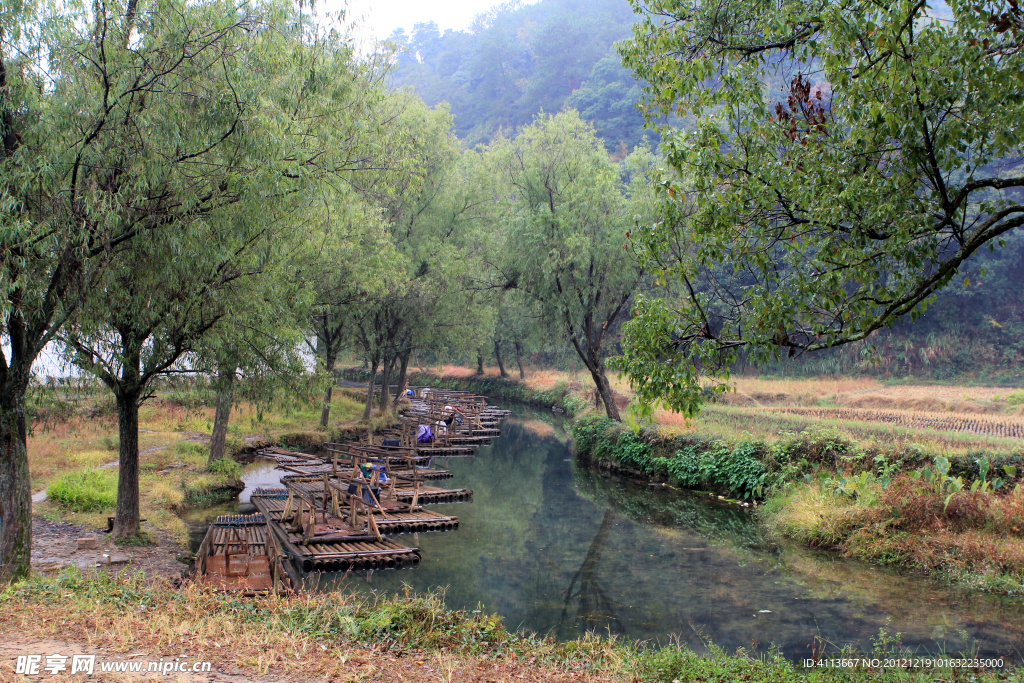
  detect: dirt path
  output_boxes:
[31,518,188,579]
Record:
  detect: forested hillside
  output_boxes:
[386,0,650,151]
[771,229,1024,384]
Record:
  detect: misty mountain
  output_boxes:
[386,0,652,152]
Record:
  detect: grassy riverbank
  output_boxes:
[0,569,1016,682]
[341,366,596,415]
[28,388,369,546]
[571,414,1024,593]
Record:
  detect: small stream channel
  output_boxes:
[184,404,1024,661]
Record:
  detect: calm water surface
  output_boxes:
[191,405,1024,660]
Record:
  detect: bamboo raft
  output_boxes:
[250,490,422,572]
[252,489,459,533]
[260,445,454,477]
[282,476,473,506]
[187,386,512,582]
[191,514,297,594]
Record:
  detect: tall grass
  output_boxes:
[46,469,117,512]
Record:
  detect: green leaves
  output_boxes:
[485,111,651,419]
[614,0,1024,416]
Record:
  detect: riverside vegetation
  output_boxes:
[1,568,1019,683]
[571,413,1024,594]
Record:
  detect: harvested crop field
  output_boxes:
[769,406,1024,438]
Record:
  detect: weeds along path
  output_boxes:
[0,632,610,683]
[769,406,1024,438]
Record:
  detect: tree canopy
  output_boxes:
[486,111,654,419]
[613,0,1024,418]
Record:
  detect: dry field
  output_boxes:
[447,364,1024,450]
[405,364,1024,451]
[771,406,1024,438]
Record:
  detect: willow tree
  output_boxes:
[341,95,496,416]
[1,0,394,555]
[614,0,1024,418]
[0,0,265,576]
[487,111,655,419]
[306,203,398,429]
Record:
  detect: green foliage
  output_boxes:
[616,0,1024,415]
[1008,391,1024,406]
[486,111,655,419]
[666,442,768,499]
[47,470,117,512]
[352,592,508,651]
[572,414,1023,501]
[206,458,241,479]
[100,436,119,452]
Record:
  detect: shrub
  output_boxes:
[100,435,119,451]
[47,469,117,512]
[207,457,241,478]
[667,442,768,499]
[1007,391,1024,406]
[570,415,619,460]
[612,431,651,470]
[163,387,214,409]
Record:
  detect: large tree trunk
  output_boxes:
[363,356,379,420]
[319,347,336,428]
[209,365,236,464]
[113,390,142,539]
[588,365,620,420]
[476,349,484,376]
[0,390,31,581]
[395,349,412,401]
[494,341,509,378]
[513,341,526,380]
[570,337,621,421]
[378,354,394,413]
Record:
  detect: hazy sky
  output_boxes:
[324,0,538,42]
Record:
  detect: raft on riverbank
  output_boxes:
[208,388,509,580]
[191,513,297,594]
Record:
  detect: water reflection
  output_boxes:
[559,509,624,635]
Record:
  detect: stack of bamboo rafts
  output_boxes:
[248,390,510,574]
[384,390,511,455]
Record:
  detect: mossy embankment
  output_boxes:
[0,569,1013,683]
[570,414,1024,593]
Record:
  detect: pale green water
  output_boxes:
[192,405,1024,661]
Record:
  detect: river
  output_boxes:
[186,404,1024,661]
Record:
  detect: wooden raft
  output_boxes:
[252,490,459,533]
[283,477,473,506]
[192,514,296,595]
[251,490,421,572]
